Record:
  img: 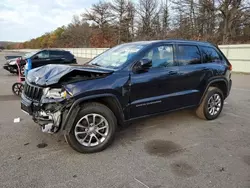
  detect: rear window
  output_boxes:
[200,46,221,63]
[64,51,74,57]
[177,45,201,65]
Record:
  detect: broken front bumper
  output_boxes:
[21,92,68,133]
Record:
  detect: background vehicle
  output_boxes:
[12,59,25,96]
[21,40,232,153]
[5,55,22,60]
[3,49,77,74]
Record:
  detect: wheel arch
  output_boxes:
[62,94,124,134]
[199,78,228,105]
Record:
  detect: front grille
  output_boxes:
[24,82,43,101]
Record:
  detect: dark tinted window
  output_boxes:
[143,45,175,68]
[178,45,201,65]
[36,50,49,59]
[64,51,73,57]
[200,46,221,63]
[50,51,63,58]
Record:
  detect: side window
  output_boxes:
[177,45,201,65]
[50,51,61,58]
[143,45,175,68]
[37,51,49,59]
[200,46,221,63]
[64,52,73,58]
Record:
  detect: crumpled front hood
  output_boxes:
[27,64,113,86]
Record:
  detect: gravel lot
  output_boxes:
[0,51,249,188]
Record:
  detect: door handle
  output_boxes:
[169,71,177,75]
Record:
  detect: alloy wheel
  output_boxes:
[74,113,109,147]
[207,93,222,116]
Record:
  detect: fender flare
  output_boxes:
[199,77,228,105]
[62,93,123,134]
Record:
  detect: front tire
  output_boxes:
[196,87,224,120]
[65,102,117,153]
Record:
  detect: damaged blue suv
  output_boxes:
[21,40,232,153]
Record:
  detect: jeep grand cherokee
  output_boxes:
[21,40,232,153]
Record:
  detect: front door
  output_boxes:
[32,50,50,68]
[129,44,181,118]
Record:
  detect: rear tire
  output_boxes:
[65,102,117,153]
[196,87,224,120]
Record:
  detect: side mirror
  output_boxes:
[33,55,39,60]
[133,58,152,73]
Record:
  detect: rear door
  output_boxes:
[49,50,64,64]
[199,45,230,90]
[175,44,206,107]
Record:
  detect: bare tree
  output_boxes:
[171,0,200,39]
[82,1,114,30]
[162,0,170,37]
[216,0,250,43]
[127,1,136,40]
[110,0,131,43]
[136,0,162,40]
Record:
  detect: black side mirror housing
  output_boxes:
[33,55,39,60]
[133,58,152,73]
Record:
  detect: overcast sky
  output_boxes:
[0,0,99,42]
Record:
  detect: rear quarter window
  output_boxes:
[200,46,222,63]
[64,51,74,58]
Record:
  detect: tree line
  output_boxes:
[7,0,250,49]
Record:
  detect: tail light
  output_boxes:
[229,63,232,71]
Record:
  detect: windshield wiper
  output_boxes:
[91,63,102,67]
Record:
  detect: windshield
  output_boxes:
[23,51,38,59]
[88,43,146,69]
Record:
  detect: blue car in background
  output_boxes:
[3,49,77,74]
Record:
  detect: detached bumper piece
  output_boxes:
[21,96,63,134]
[33,110,61,133]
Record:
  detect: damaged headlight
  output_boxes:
[43,88,68,99]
